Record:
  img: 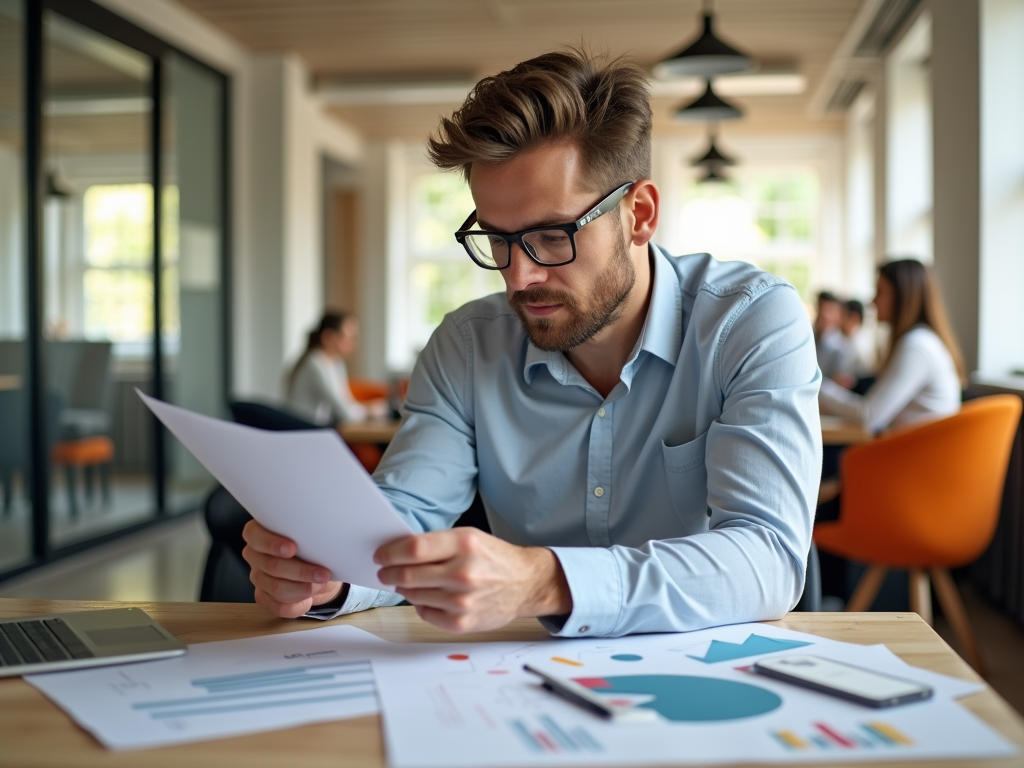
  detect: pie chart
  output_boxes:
[574,675,782,722]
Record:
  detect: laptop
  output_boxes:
[0,607,186,678]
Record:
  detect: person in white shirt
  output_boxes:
[286,312,385,425]
[819,260,965,435]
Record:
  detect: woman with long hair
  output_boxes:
[819,259,965,434]
[286,311,380,425]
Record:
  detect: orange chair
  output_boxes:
[348,378,389,403]
[51,435,115,518]
[814,395,1021,674]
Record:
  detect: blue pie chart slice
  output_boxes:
[575,675,782,722]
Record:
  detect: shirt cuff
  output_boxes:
[303,584,404,620]
[540,547,623,637]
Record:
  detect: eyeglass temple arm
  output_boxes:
[575,182,634,230]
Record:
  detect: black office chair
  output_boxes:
[794,541,822,612]
[199,484,256,603]
[228,400,322,431]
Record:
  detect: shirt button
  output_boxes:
[578,626,590,633]
[597,408,606,418]
[594,487,604,497]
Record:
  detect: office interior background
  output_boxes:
[0,0,1022,706]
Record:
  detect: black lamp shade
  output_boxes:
[46,172,71,199]
[654,13,754,78]
[699,164,730,183]
[690,137,736,167]
[675,81,742,122]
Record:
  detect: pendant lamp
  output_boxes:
[654,0,755,79]
[699,164,729,183]
[46,171,71,199]
[674,80,742,121]
[690,124,737,166]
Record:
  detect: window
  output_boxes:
[405,172,504,356]
[677,168,820,300]
[81,183,179,354]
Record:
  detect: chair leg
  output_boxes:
[846,565,888,611]
[909,569,933,624]
[931,568,986,676]
[65,465,78,519]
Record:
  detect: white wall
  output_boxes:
[979,0,1024,375]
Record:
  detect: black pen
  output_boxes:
[523,664,658,723]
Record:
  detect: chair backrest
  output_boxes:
[199,485,256,603]
[838,394,1023,567]
[348,378,389,403]
[228,400,322,431]
[45,341,113,410]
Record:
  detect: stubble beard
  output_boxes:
[509,230,636,353]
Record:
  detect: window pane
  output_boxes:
[0,0,32,573]
[43,10,156,545]
[162,53,225,513]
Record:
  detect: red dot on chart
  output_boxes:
[447,654,470,661]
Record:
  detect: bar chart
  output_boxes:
[131,660,377,720]
[508,714,604,754]
[771,720,914,751]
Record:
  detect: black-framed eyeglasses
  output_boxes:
[454,182,635,270]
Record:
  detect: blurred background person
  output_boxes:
[819,259,965,435]
[814,290,845,379]
[829,299,877,389]
[286,311,387,426]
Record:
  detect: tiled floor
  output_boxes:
[1,518,1022,717]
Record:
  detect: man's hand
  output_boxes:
[242,519,345,618]
[374,528,572,633]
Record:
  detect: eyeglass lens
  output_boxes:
[462,230,574,269]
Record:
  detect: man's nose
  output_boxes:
[504,243,548,293]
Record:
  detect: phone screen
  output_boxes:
[754,656,931,703]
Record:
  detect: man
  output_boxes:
[814,291,845,379]
[837,299,875,382]
[243,49,821,637]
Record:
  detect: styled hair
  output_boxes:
[843,299,864,321]
[878,259,966,385]
[427,46,652,193]
[817,290,840,305]
[286,311,351,396]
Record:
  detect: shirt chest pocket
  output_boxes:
[661,431,709,522]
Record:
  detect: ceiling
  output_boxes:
[176,0,867,141]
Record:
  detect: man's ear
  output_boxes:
[626,180,659,247]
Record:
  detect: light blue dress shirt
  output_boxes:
[309,246,822,636]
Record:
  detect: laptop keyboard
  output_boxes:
[0,619,95,666]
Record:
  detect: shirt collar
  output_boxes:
[522,245,682,385]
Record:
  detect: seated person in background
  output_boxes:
[819,259,964,435]
[830,299,876,388]
[244,47,821,637]
[814,291,845,379]
[286,311,387,425]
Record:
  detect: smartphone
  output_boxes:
[752,655,934,708]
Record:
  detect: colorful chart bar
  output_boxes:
[508,717,603,753]
[772,721,913,751]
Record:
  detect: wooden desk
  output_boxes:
[2,600,1023,767]
[821,414,872,445]
[338,418,401,444]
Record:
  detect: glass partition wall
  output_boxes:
[0,0,229,580]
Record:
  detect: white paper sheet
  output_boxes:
[26,625,388,751]
[370,623,1016,767]
[138,391,411,590]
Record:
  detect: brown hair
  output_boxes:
[286,311,351,396]
[878,259,966,385]
[427,46,652,193]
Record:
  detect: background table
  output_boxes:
[2,600,1023,767]
[337,418,402,445]
[821,414,872,445]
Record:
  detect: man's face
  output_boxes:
[469,143,635,352]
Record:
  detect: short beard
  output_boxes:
[509,228,636,353]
